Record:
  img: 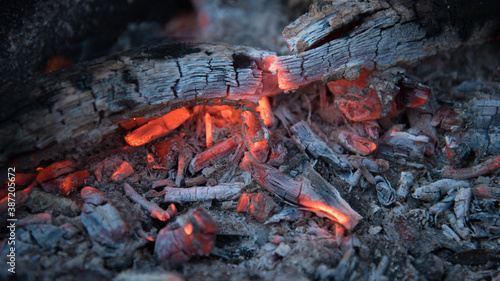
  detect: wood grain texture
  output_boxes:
[2,0,499,167]
[0,43,278,165]
[274,0,500,90]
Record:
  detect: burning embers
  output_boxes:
[155,208,218,265]
[5,62,500,272]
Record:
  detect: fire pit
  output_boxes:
[1,0,500,280]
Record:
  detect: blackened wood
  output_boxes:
[290,121,352,171]
[0,43,278,166]
[275,0,500,89]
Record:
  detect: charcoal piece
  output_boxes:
[290,121,352,171]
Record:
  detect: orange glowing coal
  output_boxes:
[44,55,73,73]
[268,58,296,91]
[242,111,269,163]
[152,209,169,221]
[146,154,163,170]
[120,116,157,130]
[111,161,134,182]
[204,112,213,147]
[256,96,273,127]
[125,107,191,147]
[299,199,350,226]
[184,223,193,235]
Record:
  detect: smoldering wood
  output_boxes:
[241,154,362,230]
[0,43,278,167]
[275,0,499,89]
[3,0,499,170]
[302,165,363,228]
[123,183,174,221]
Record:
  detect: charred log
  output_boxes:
[0,43,279,167]
[275,0,500,89]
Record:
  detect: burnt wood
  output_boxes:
[276,0,500,89]
[1,0,499,167]
[0,43,278,166]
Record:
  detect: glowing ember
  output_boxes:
[40,170,89,195]
[125,107,191,146]
[111,161,134,182]
[240,153,362,230]
[269,59,296,91]
[36,160,74,184]
[299,200,350,225]
[256,96,274,127]
[334,130,377,155]
[120,116,157,130]
[443,155,500,180]
[152,209,170,221]
[44,55,73,73]
[242,110,269,163]
[471,184,500,199]
[146,153,164,170]
[237,192,278,222]
[403,88,430,107]
[184,223,193,235]
[328,74,385,122]
[189,135,242,173]
[155,208,218,265]
[204,112,213,147]
[153,136,183,170]
[4,172,36,187]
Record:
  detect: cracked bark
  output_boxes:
[1,0,498,168]
[0,43,279,166]
[275,0,500,89]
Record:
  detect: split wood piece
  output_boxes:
[442,155,500,180]
[125,107,191,147]
[40,170,89,195]
[162,183,244,203]
[333,129,377,156]
[123,183,176,221]
[290,121,352,171]
[240,153,362,230]
[275,0,500,89]
[185,176,208,187]
[176,147,192,187]
[36,160,74,184]
[241,110,270,163]
[378,128,432,162]
[110,161,134,183]
[471,184,500,200]
[0,43,279,168]
[412,179,470,202]
[189,135,243,174]
[155,208,218,265]
[151,179,175,189]
[18,213,52,227]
